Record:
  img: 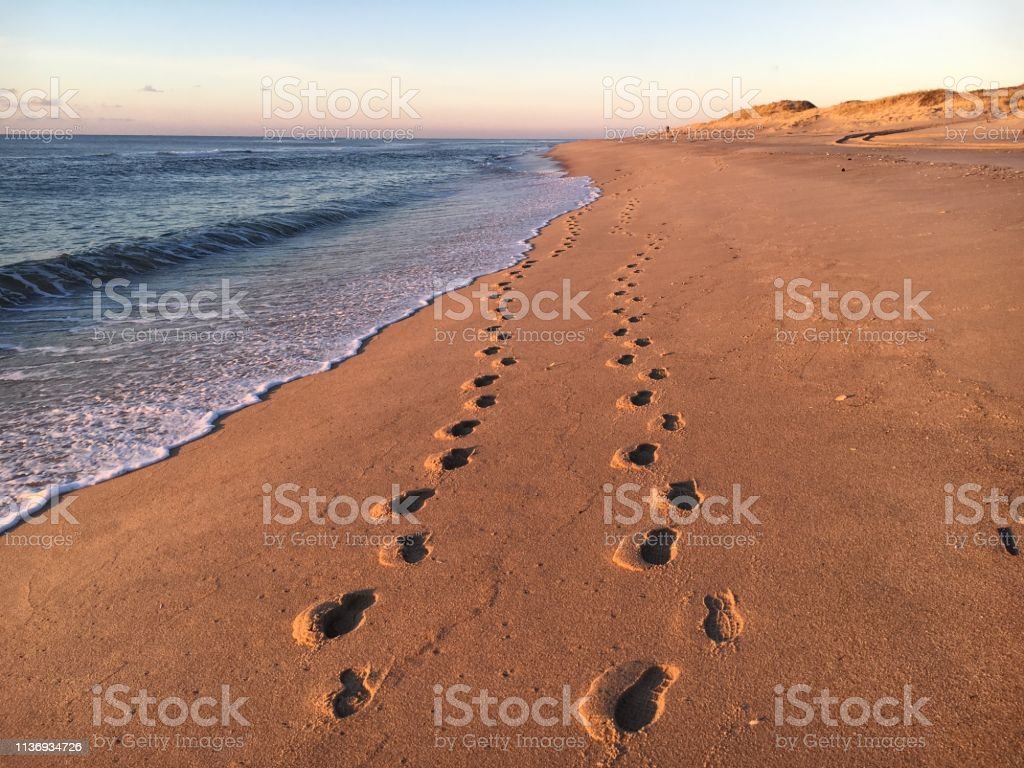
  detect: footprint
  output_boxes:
[617,390,654,409]
[293,590,377,649]
[476,346,501,358]
[436,420,479,439]
[379,530,432,566]
[630,338,652,348]
[466,394,497,410]
[463,374,499,389]
[612,328,628,338]
[612,525,679,571]
[664,480,701,510]
[370,488,435,519]
[612,443,658,469]
[494,356,517,368]
[581,662,680,743]
[607,354,635,368]
[998,527,1020,556]
[324,668,378,719]
[614,665,679,732]
[399,532,431,564]
[703,590,745,644]
[659,413,684,431]
[646,368,668,381]
[426,447,475,472]
[639,528,678,565]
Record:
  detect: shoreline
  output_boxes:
[3,147,598,529]
[2,134,1022,767]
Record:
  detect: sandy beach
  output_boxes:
[3,112,1024,766]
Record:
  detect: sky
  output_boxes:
[1,0,1021,138]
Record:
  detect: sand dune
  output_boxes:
[692,83,1024,140]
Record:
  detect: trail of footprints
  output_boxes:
[292,247,532,720]
[593,206,747,743]
[289,194,745,738]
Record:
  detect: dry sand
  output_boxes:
[2,116,1023,766]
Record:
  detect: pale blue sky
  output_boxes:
[1,0,1021,136]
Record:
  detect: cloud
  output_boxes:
[140,84,163,93]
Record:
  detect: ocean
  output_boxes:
[0,136,595,527]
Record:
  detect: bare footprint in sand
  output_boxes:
[616,390,654,410]
[369,488,435,519]
[703,590,745,645]
[465,394,497,411]
[293,590,377,649]
[380,530,432,566]
[425,447,475,472]
[657,412,684,431]
[323,668,381,719]
[607,354,635,368]
[612,527,679,571]
[645,367,668,381]
[435,420,480,439]
[611,443,659,469]
[462,374,499,390]
[582,662,680,744]
[999,527,1020,556]
[614,665,678,732]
